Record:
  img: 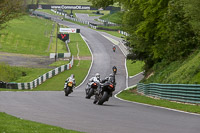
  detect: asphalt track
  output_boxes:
[75,13,103,25]
[0,12,200,133]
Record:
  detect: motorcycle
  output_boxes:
[94,81,115,105]
[113,47,116,52]
[85,81,99,99]
[113,67,117,75]
[64,81,74,96]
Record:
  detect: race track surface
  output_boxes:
[0,12,200,133]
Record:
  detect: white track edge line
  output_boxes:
[75,33,93,89]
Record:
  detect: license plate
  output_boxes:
[68,83,72,87]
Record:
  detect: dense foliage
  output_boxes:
[0,0,26,30]
[90,0,200,76]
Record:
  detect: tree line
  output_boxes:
[89,0,200,75]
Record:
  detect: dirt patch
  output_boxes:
[73,56,92,60]
[0,52,56,69]
[0,52,92,69]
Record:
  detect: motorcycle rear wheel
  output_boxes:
[86,88,94,99]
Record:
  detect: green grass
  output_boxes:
[0,15,54,56]
[68,33,91,57]
[117,88,200,114]
[49,60,70,67]
[37,9,63,17]
[49,24,68,53]
[126,60,144,76]
[98,25,120,30]
[100,11,124,24]
[144,50,200,84]
[33,60,91,91]
[98,30,123,38]
[0,112,84,133]
[0,63,51,83]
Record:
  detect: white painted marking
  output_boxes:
[75,33,93,89]
[129,71,144,78]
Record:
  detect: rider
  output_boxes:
[113,45,116,52]
[112,66,117,75]
[65,74,76,91]
[85,73,101,93]
[93,74,116,104]
[101,74,115,85]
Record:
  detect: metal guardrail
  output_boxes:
[137,83,200,104]
[3,57,74,90]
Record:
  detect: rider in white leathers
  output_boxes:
[85,73,101,93]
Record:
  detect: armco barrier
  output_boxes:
[137,83,200,104]
[118,30,129,36]
[6,56,74,90]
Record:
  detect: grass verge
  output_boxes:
[126,60,144,77]
[69,33,91,57]
[100,11,123,24]
[117,88,200,114]
[0,112,84,133]
[34,60,91,91]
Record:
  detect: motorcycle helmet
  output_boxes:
[95,73,100,80]
[109,73,113,77]
[71,74,75,78]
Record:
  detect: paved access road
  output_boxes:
[75,13,103,25]
[0,12,200,133]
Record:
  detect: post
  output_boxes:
[55,23,59,62]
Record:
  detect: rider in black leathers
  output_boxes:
[93,74,116,104]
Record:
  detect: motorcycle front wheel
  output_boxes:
[98,91,109,105]
[65,87,71,96]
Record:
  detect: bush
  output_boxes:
[0,63,23,82]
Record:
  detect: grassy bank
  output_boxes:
[126,60,144,77]
[117,88,200,114]
[0,15,53,56]
[100,11,123,24]
[0,15,68,55]
[0,112,84,133]
[0,63,51,83]
[143,50,200,84]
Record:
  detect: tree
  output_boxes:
[0,0,26,31]
[181,0,200,41]
[89,0,200,73]
[88,0,115,9]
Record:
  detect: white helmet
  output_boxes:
[95,73,100,80]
